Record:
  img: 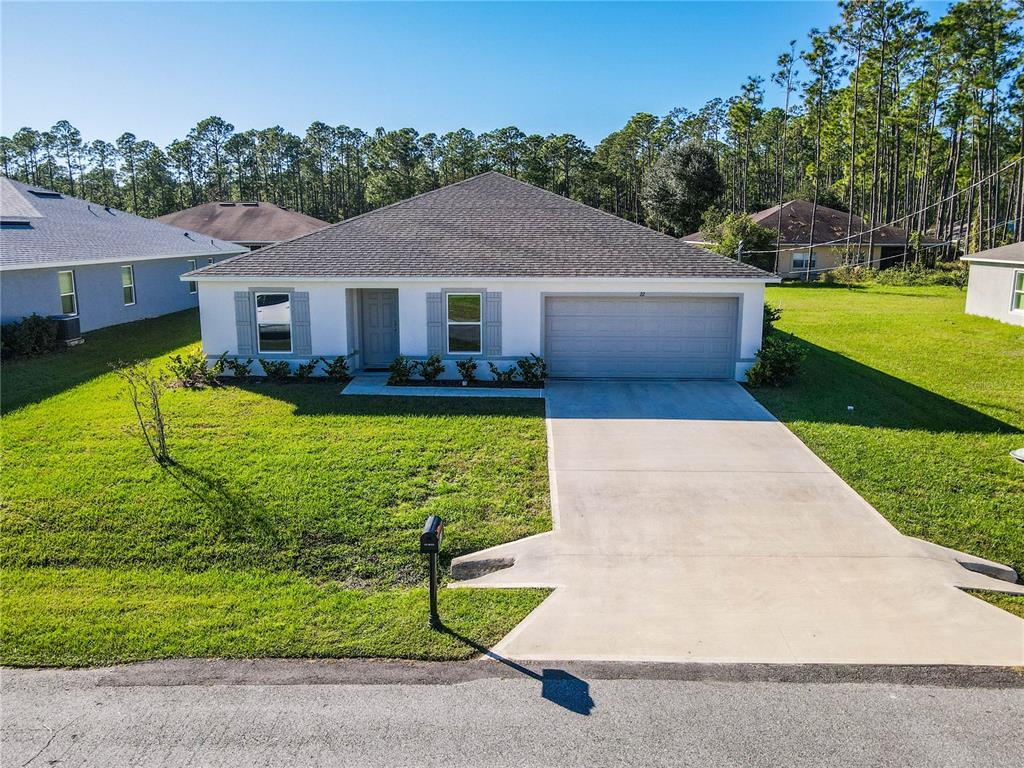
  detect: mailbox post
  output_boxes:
[419,515,444,629]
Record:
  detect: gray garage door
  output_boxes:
[544,296,738,379]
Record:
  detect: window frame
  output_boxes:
[57,270,77,316]
[186,259,197,295]
[120,265,136,307]
[1012,269,1024,313]
[254,291,293,354]
[445,292,483,355]
[791,251,817,271]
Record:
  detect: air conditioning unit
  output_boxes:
[50,314,83,345]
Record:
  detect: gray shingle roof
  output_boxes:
[157,201,329,244]
[1,177,246,269]
[961,241,1024,265]
[194,172,773,280]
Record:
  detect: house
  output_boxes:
[185,172,778,381]
[157,201,329,251]
[961,242,1024,327]
[683,200,939,279]
[0,177,246,333]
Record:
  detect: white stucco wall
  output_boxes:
[964,263,1024,327]
[196,277,768,380]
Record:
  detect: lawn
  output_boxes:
[1,310,551,666]
[754,283,1024,615]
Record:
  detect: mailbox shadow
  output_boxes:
[440,625,594,716]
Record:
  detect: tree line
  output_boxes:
[2,0,1021,258]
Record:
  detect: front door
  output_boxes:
[360,289,399,368]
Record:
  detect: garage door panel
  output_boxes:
[544,296,738,379]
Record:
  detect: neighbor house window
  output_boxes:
[207,257,214,265]
[255,293,292,353]
[792,252,817,270]
[1013,270,1024,312]
[186,259,197,294]
[121,265,136,306]
[58,270,77,315]
[446,293,482,354]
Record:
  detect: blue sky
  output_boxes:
[1,1,950,147]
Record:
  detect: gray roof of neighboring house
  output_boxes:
[0,177,246,270]
[157,201,329,245]
[960,241,1024,266]
[192,172,773,281]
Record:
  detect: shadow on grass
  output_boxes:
[751,339,1020,435]
[440,624,594,715]
[1,309,201,415]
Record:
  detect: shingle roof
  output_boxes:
[0,177,246,270]
[960,241,1024,266]
[157,201,329,245]
[682,199,941,247]
[194,172,773,280]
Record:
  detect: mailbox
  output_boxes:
[420,515,444,554]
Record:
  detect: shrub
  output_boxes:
[259,359,291,382]
[488,362,518,383]
[223,357,254,377]
[821,265,874,285]
[515,354,548,386]
[0,314,60,359]
[387,356,416,385]
[166,347,223,389]
[320,355,353,382]
[416,354,445,383]
[111,361,170,465]
[456,357,478,383]
[746,334,805,388]
[293,359,319,380]
[762,302,782,336]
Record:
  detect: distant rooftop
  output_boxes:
[0,177,245,270]
[157,201,330,245]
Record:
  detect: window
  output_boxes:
[791,252,817,270]
[255,293,292,353]
[1013,270,1024,312]
[121,265,136,306]
[186,259,197,294]
[446,293,482,354]
[58,270,77,315]
[207,257,214,265]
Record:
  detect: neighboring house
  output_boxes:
[157,201,329,251]
[961,242,1024,327]
[683,200,939,279]
[0,177,246,333]
[186,172,778,381]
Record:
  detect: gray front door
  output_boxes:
[360,289,399,368]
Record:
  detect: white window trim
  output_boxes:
[58,269,77,316]
[121,265,136,306]
[791,251,817,270]
[446,292,483,355]
[1012,269,1024,313]
[187,259,197,294]
[255,291,293,354]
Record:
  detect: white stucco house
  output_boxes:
[962,242,1024,327]
[184,172,779,381]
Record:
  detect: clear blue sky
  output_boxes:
[1,1,949,147]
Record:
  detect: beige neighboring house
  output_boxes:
[158,201,329,251]
[683,200,940,279]
[961,241,1024,327]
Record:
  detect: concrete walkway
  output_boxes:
[452,381,1024,664]
[343,373,543,398]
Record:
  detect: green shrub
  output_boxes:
[259,359,291,381]
[223,357,254,377]
[293,359,319,380]
[746,334,805,388]
[319,355,353,382]
[166,347,223,388]
[762,302,782,336]
[387,356,416,385]
[820,265,874,286]
[0,314,60,359]
[515,354,548,386]
[456,357,478,383]
[416,354,445,382]
[488,362,518,383]
[873,264,967,287]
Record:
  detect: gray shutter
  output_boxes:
[292,292,312,356]
[426,292,443,355]
[484,291,502,357]
[234,291,255,355]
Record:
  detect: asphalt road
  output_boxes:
[3,661,1023,768]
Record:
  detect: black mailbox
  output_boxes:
[420,515,444,554]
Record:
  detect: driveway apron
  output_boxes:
[453,381,1024,664]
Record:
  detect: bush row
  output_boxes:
[164,348,355,388]
[820,263,968,288]
[387,354,547,386]
[0,314,61,359]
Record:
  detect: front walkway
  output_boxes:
[343,373,543,398]
[453,381,1024,664]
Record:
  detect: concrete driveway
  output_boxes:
[453,381,1024,664]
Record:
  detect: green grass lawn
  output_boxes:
[754,283,1024,616]
[1,310,550,666]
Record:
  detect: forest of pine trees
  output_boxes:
[2,0,1021,258]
